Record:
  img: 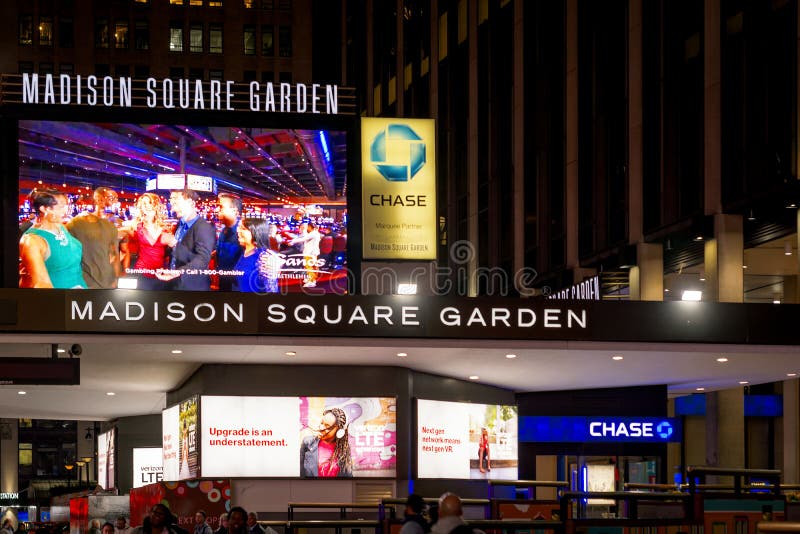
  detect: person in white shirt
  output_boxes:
[289,222,322,288]
[115,517,132,534]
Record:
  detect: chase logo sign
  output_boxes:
[361,117,437,260]
[519,416,682,443]
[370,124,427,182]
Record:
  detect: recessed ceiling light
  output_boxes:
[505,354,517,359]
[469,375,480,380]
[664,288,670,292]
[612,355,624,361]
[694,236,704,241]
[739,381,749,385]
[717,357,728,363]
[696,387,705,391]
[743,265,748,269]
[171,349,182,354]
[774,300,781,304]
[788,373,797,377]
[106,392,115,396]
[285,351,297,356]
[396,352,408,357]
[57,348,66,353]
[18,391,26,395]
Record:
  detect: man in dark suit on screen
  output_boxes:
[158,189,216,290]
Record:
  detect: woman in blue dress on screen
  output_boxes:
[233,218,283,293]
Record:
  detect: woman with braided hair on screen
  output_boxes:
[300,407,353,477]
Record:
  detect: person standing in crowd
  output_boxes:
[66,186,122,288]
[213,514,227,534]
[119,193,172,290]
[289,221,321,288]
[300,407,353,477]
[114,517,132,534]
[101,523,115,534]
[19,189,87,288]
[159,189,216,290]
[400,494,430,534]
[233,218,282,293]
[194,512,212,534]
[2,519,14,534]
[245,514,263,534]
[431,494,483,534]
[131,504,181,534]
[226,508,247,534]
[215,193,243,291]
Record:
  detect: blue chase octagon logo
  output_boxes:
[656,421,673,439]
[370,124,427,182]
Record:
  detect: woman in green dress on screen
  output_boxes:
[19,188,87,288]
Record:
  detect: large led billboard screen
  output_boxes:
[201,396,396,478]
[17,121,348,293]
[416,399,518,479]
[97,427,116,490]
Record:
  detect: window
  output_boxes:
[244,0,255,7]
[279,71,291,83]
[277,0,291,11]
[134,0,149,3]
[59,18,74,48]
[95,18,109,48]
[169,22,183,51]
[278,25,291,57]
[169,66,185,79]
[189,0,203,5]
[115,20,129,49]
[209,24,222,53]
[243,70,256,81]
[39,16,53,46]
[244,25,255,55]
[261,70,273,82]
[95,64,110,76]
[59,63,74,75]
[18,62,34,74]
[19,443,32,466]
[262,25,273,55]
[169,0,184,4]
[39,62,54,74]
[189,67,204,79]
[19,15,33,45]
[209,69,223,80]
[261,0,274,8]
[135,20,149,50]
[115,64,130,76]
[190,23,203,52]
[209,0,223,6]
[134,65,150,78]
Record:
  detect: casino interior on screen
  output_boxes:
[0,73,798,532]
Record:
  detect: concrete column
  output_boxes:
[565,0,579,268]
[512,0,525,276]
[628,0,644,244]
[715,214,744,303]
[629,243,664,301]
[467,0,479,296]
[784,379,799,483]
[704,0,722,215]
[705,389,745,469]
[704,239,719,302]
[0,419,18,492]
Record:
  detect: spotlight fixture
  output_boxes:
[612,355,624,361]
[696,387,705,391]
[694,235,704,241]
[505,354,517,359]
[468,375,480,380]
[747,209,756,221]
[717,357,728,362]
[171,349,182,354]
[285,351,297,356]
[18,391,26,395]
[396,352,408,357]
[106,392,115,396]
[785,241,793,256]
[739,381,749,385]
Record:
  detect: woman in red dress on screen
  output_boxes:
[120,193,171,290]
[478,427,491,473]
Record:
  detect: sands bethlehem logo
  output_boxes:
[370,124,427,182]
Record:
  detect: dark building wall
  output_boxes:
[103,413,162,494]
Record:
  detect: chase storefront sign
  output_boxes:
[361,118,438,260]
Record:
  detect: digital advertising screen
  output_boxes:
[132,447,164,488]
[17,120,349,293]
[416,399,518,480]
[97,428,116,490]
[161,396,199,481]
[201,396,396,478]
